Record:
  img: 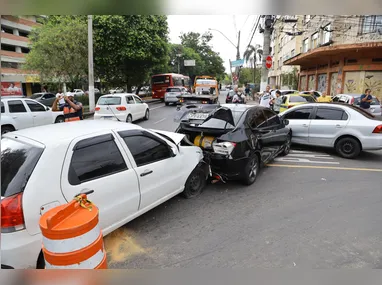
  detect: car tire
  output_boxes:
[280,133,292,156]
[165,102,169,106]
[55,116,65,123]
[182,167,206,199]
[241,154,260,186]
[1,125,15,135]
[335,136,361,159]
[144,109,149,120]
[126,114,133,123]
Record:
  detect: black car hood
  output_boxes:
[174,104,235,126]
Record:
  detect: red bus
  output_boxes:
[151,73,191,101]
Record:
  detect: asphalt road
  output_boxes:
[99,91,382,268]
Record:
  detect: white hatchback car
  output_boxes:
[1,97,64,135]
[94,94,149,123]
[1,120,209,269]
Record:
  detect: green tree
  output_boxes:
[24,16,88,89]
[239,67,262,85]
[93,15,170,93]
[167,44,205,78]
[243,44,263,84]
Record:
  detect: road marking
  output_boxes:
[274,157,340,164]
[267,164,382,172]
[286,153,335,159]
[154,118,166,124]
[150,105,165,111]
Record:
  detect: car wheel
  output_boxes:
[241,154,259,186]
[144,109,149,120]
[1,125,15,135]
[165,102,169,106]
[182,167,206,199]
[335,137,361,159]
[55,116,65,123]
[126,114,133,123]
[281,133,292,156]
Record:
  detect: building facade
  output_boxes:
[284,15,382,100]
[268,15,302,89]
[1,15,43,96]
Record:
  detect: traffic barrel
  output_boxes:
[39,190,107,269]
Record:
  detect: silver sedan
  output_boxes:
[279,103,382,158]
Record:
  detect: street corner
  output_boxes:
[104,227,150,265]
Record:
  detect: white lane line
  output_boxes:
[290,150,316,154]
[154,118,166,124]
[150,105,165,111]
[287,153,334,159]
[274,157,340,164]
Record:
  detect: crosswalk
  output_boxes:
[275,150,340,165]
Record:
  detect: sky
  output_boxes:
[167,15,263,74]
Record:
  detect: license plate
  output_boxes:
[102,116,112,119]
[188,100,198,104]
[188,112,209,120]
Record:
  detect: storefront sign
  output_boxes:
[1,82,23,96]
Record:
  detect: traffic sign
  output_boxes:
[266,56,272,69]
[231,59,244,68]
[184,60,195,66]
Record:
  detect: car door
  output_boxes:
[6,100,34,130]
[24,100,52,127]
[308,107,350,146]
[61,133,140,233]
[43,93,56,106]
[133,95,146,119]
[263,108,288,153]
[282,106,314,144]
[125,95,138,120]
[249,109,274,162]
[117,129,184,211]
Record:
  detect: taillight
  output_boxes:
[95,107,100,111]
[116,106,126,111]
[288,105,293,108]
[202,101,208,104]
[1,193,26,233]
[179,99,184,103]
[212,141,236,156]
[350,98,354,104]
[372,125,382,134]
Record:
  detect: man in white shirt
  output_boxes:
[56,89,65,106]
[259,85,274,108]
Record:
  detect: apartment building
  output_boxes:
[268,15,302,89]
[284,15,382,99]
[1,15,43,96]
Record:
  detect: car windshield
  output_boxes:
[166,88,181,92]
[31,94,43,99]
[290,95,316,103]
[198,110,245,129]
[1,138,44,197]
[97,96,121,105]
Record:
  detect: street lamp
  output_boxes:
[176,53,182,74]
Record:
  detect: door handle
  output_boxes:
[12,116,17,119]
[140,170,153,177]
[302,124,308,127]
[335,124,342,128]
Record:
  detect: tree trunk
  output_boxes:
[136,85,142,95]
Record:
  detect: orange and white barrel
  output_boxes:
[39,194,107,269]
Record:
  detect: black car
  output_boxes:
[174,104,291,185]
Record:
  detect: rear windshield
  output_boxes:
[289,95,316,103]
[166,88,181,92]
[1,138,44,197]
[31,94,43,99]
[354,97,380,106]
[152,75,170,85]
[199,110,244,129]
[97,96,121,105]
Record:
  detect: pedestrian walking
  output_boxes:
[245,84,250,100]
[359,88,373,113]
[52,94,83,122]
[317,91,332,102]
[271,90,282,114]
[259,85,274,108]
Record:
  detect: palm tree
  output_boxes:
[244,44,263,84]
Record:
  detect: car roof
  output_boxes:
[221,103,267,112]
[100,93,138,97]
[4,120,143,146]
[336,93,362,97]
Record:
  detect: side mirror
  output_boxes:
[283,119,289,126]
[170,147,177,157]
[46,107,50,111]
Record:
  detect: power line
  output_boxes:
[247,15,261,48]
[241,15,251,31]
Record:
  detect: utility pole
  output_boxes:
[235,31,241,86]
[229,59,234,86]
[176,53,182,74]
[88,15,95,112]
[260,15,273,92]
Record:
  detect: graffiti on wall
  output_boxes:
[300,76,307,90]
[317,74,327,93]
[308,75,316,90]
[330,73,338,96]
[344,71,382,100]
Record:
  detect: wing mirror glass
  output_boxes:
[46,106,50,111]
[170,147,177,157]
[284,119,289,126]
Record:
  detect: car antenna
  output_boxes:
[107,102,121,122]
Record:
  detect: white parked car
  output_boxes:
[94,93,149,123]
[1,120,209,269]
[109,87,124,94]
[280,103,382,158]
[1,97,64,135]
[165,86,189,106]
[332,93,382,116]
[67,89,85,97]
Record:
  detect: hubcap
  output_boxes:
[249,160,258,179]
[127,116,132,123]
[146,111,149,119]
[189,174,202,194]
[285,137,291,152]
[342,142,354,154]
